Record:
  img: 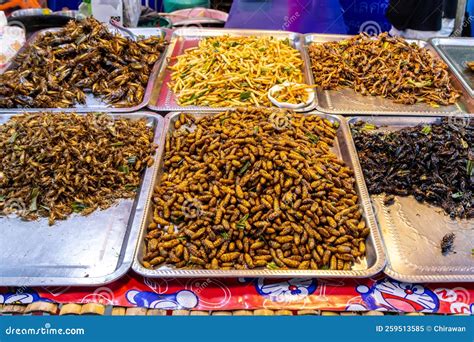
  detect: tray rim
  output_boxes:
[0,111,165,286]
[346,114,474,283]
[304,33,468,116]
[146,27,317,113]
[132,110,386,278]
[0,27,169,113]
[429,37,474,98]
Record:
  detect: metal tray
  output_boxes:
[0,27,168,113]
[132,111,386,278]
[147,28,316,113]
[0,111,164,286]
[305,34,468,115]
[430,37,474,98]
[347,115,474,283]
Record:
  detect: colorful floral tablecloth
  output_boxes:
[1,273,473,314]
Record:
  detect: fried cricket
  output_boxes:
[0,112,158,225]
[351,118,473,219]
[308,32,460,106]
[0,18,166,108]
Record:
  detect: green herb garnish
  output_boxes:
[467,160,474,177]
[239,161,251,175]
[267,261,280,270]
[171,216,185,225]
[236,214,249,230]
[125,184,138,191]
[421,125,432,135]
[266,262,280,270]
[71,202,87,213]
[110,142,124,147]
[8,132,18,144]
[118,165,130,174]
[296,150,308,158]
[240,91,251,101]
[363,123,376,131]
[29,188,39,212]
[451,192,463,199]
[306,133,319,144]
[220,232,229,240]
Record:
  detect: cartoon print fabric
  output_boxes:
[1,273,473,314]
[345,279,439,312]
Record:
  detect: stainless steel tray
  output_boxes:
[147,28,316,113]
[430,37,474,98]
[132,111,386,278]
[347,115,474,283]
[305,34,468,115]
[0,111,164,286]
[0,27,168,113]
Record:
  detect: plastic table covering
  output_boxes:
[1,273,473,314]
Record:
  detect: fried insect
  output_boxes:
[0,112,157,225]
[352,119,473,219]
[0,18,166,108]
[143,108,368,270]
[308,32,460,106]
[169,36,305,107]
[467,61,474,72]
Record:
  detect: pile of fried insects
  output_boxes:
[0,18,166,108]
[143,108,369,271]
[0,112,157,225]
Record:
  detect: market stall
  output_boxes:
[0,16,472,317]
